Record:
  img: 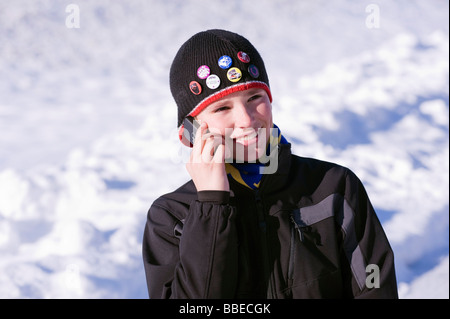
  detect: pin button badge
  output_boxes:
[189,81,202,95]
[206,74,221,89]
[227,67,242,82]
[197,65,210,79]
[237,51,250,63]
[218,55,233,69]
[248,64,259,78]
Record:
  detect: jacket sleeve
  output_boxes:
[341,169,398,298]
[142,192,239,299]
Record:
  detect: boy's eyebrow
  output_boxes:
[244,88,262,96]
[206,88,264,110]
[208,99,231,109]
[206,95,235,109]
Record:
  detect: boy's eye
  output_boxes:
[214,106,230,113]
[248,94,261,102]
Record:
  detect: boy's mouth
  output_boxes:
[231,128,263,146]
[234,131,258,146]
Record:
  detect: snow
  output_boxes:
[0,0,448,298]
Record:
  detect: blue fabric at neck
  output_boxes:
[225,124,288,189]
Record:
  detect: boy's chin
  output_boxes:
[231,147,266,163]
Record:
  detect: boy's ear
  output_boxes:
[178,124,193,148]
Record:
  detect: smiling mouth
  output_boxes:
[233,130,259,146]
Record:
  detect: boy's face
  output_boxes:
[195,88,273,162]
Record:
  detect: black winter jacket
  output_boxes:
[142,144,398,298]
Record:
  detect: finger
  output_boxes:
[208,133,226,158]
[192,121,207,156]
[200,130,222,150]
[212,144,226,163]
[201,135,216,163]
[223,143,232,161]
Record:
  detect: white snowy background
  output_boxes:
[0,0,448,299]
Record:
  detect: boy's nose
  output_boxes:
[232,103,253,128]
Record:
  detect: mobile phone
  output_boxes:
[182,116,200,146]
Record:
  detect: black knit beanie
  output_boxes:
[170,29,272,144]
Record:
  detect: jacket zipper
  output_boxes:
[288,214,305,285]
[288,218,296,285]
[254,189,275,298]
[290,214,304,242]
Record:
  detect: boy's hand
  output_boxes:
[186,122,230,192]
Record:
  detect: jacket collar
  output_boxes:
[229,142,292,196]
[260,143,292,192]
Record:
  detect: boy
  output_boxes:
[142,29,398,298]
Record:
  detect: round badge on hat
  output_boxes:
[248,64,260,78]
[227,67,242,83]
[206,74,221,89]
[197,65,210,79]
[189,81,202,95]
[237,51,250,63]
[218,55,233,69]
